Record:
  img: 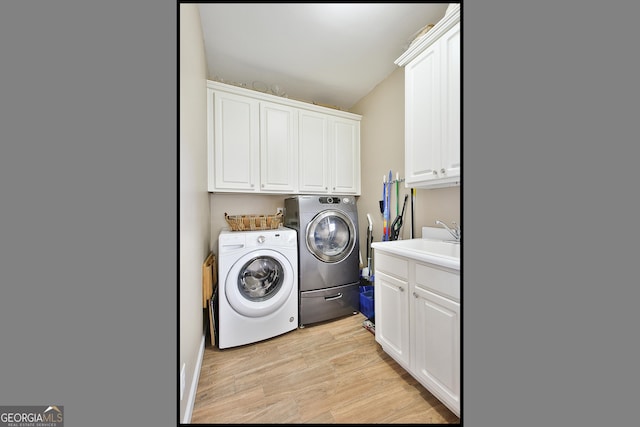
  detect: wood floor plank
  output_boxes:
[191,313,460,424]
[233,354,308,394]
[330,381,416,423]
[294,373,376,422]
[302,410,336,424]
[191,384,264,424]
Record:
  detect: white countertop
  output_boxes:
[371,229,460,271]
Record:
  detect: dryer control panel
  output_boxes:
[319,196,354,205]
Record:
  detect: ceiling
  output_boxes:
[197,3,451,111]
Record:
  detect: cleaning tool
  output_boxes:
[395,172,400,217]
[410,188,416,239]
[384,170,392,240]
[382,175,388,240]
[390,194,408,241]
[362,214,373,279]
[379,175,385,215]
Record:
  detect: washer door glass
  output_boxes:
[238,256,284,301]
[306,210,356,263]
[226,249,294,318]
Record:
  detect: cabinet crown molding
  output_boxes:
[395,4,461,67]
[207,80,362,121]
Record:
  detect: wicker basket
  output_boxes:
[224,212,283,231]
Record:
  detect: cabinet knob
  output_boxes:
[413,292,419,298]
[399,286,404,292]
[261,184,264,188]
[441,168,446,174]
[433,170,438,176]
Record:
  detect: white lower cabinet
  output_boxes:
[412,283,460,415]
[374,250,460,417]
[375,271,410,368]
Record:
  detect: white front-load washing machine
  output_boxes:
[217,228,298,349]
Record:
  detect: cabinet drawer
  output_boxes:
[374,251,409,280]
[415,262,459,301]
[300,283,359,327]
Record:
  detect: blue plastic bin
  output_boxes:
[359,285,374,320]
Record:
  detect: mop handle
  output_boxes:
[396,172,399,216]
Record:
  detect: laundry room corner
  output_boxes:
[351,67,460,253]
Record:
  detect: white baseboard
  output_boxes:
[182,333,206,424]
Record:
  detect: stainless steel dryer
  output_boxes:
[284,195,360,327]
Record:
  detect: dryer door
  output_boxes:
[226,249,294,318]
[305,210,356,263]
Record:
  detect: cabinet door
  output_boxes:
[412,285,460,415]
[211,91,259,191]
[298,110,330,193]
[405,44,441,186]
[375,271,410,369]
[330,117,360,195]
[260,102,298,192]
[440,21,461,180]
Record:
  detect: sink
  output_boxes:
[371,238,460,270]
[394,239,460,257]
[442,240,460,244]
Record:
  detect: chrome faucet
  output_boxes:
[435,220,461,241]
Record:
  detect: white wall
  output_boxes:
[179,4,210,423]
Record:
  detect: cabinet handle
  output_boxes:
[441,168,446,174]
[324,293,343,301]
[413,292,419,298]
[399,286,404,292]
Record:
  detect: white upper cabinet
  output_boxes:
[298,110,361,195]
[259,102,298,193]
[207,81,361,195]
[330,116,361,195]
[440,20,461,181]
[298,110,329,193]
[396,5,460,189]
[208,90,259,192]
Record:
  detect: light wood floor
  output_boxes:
[191,313,460,424]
